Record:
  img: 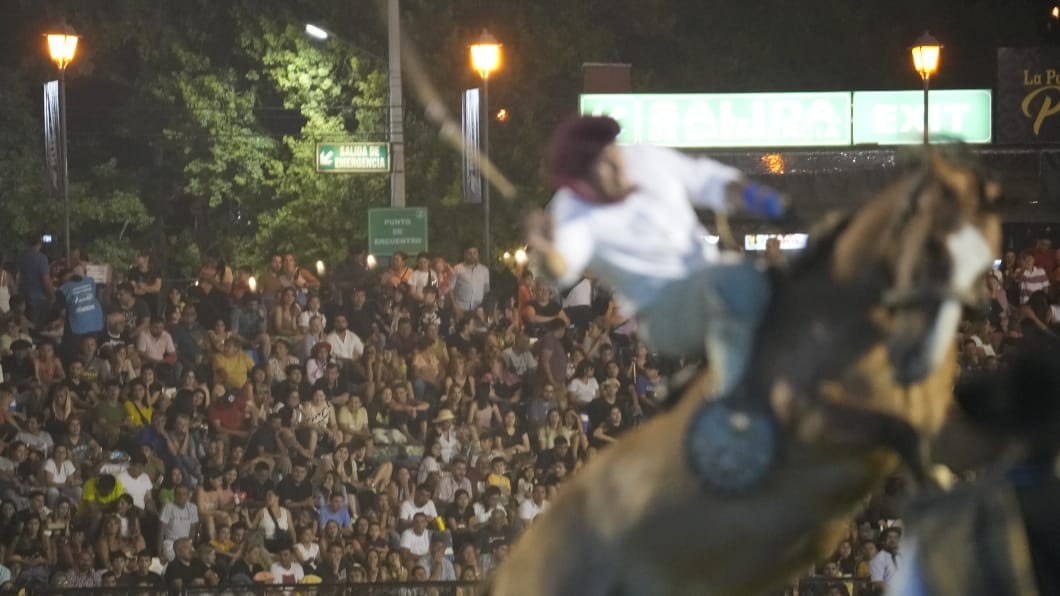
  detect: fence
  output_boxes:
[18,578,875,596]
[35,582,483,596]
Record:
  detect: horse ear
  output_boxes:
[983,179,1002,202]
[930,153,975,197]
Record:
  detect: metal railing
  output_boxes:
[34,581,483,596]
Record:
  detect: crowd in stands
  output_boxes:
[0,236,651,592]
[0,232,1053,594]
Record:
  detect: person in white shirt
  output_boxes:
[270,547,305,585]
[325,315,364,365]
[136,318,177,365]
[116,457,155,511]
[43,444,80,507]
[532,115,787,397]
[870,528,903,592]
[399,513,433,564]
[452,246,490,316]
[399,484,439,531]
[518,484,550,524]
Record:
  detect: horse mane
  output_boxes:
[784,211,855,278]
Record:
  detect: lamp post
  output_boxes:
[45,24,79,263]
[470,29,501,263]
[910,31,942,145]
[305,9,404,209]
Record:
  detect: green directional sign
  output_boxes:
[579,92,853,148]
[316,142,390,173]
[368,207,428,256]
[852,89,992,144]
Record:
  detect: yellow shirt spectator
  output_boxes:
[214,339,255,390]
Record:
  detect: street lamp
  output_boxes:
[305,23,329,40]
[470,29,501,263]
[910,31,942,145]
[45,23,79,263]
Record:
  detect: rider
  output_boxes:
[531,115,788,396]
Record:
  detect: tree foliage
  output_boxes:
[0,0,1046,274]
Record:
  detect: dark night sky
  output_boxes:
[1,0,1057,94]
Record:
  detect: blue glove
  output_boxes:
[741,183,787,220]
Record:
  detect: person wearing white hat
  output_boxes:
[532,115,788,396]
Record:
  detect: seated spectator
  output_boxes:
[163,537,199,589]
[591,405,627,447]
[270,545,305,585]
[43,444,80,507]
[18,414,54,457]
[256,488,294,554]
[158,484,199,562]
[518,484,550,525]
[399,512,433,566]
[231,294,271,361]
[213,338,254,392]
[420,537,457,581]
[399,484,440,532]
[54,548,99,588]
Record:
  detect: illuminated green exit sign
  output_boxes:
[852,89,992,144]
[579,92,853,148]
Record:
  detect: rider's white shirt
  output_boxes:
[548,145,743,313]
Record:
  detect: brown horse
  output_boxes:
[490,151,1001,596]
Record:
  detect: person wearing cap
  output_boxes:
[432,408,461,464]
[533,115,787,396]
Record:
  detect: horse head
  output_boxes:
[832,147,1001,388]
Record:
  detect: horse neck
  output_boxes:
[754,263,889,393]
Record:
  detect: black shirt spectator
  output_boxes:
[237,466,275,509]
[276,465,314,508]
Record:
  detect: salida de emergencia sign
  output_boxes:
[316,142,390,173]
[580,92,853,148]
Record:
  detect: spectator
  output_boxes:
[214,338,254,392]
[518,484,549,525]
[270,545,305,585]
[1019,253,1049,305]
[163,537,199,588]
[158,484,199,562]
[16,234,54,329]
[127,250,162,317]
[54,547,99,588]
[869,527,902,592]
[231,293,271,361]
[452,246,490,318]
[399,512,433,565]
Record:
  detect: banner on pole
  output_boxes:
[43,81,61,196]
[462,88,483,204]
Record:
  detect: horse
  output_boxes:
[488,150,1002,596]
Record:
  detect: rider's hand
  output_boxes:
[524,210,567,280]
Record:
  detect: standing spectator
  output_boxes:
[259,255,285,313]
[16,234,54,329]
[127,250,162,317]
[1019,253,1049,305]
[869,527,902,592]
[452,246,490,318]
[535,319,569,393]
[59,273,105,343]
